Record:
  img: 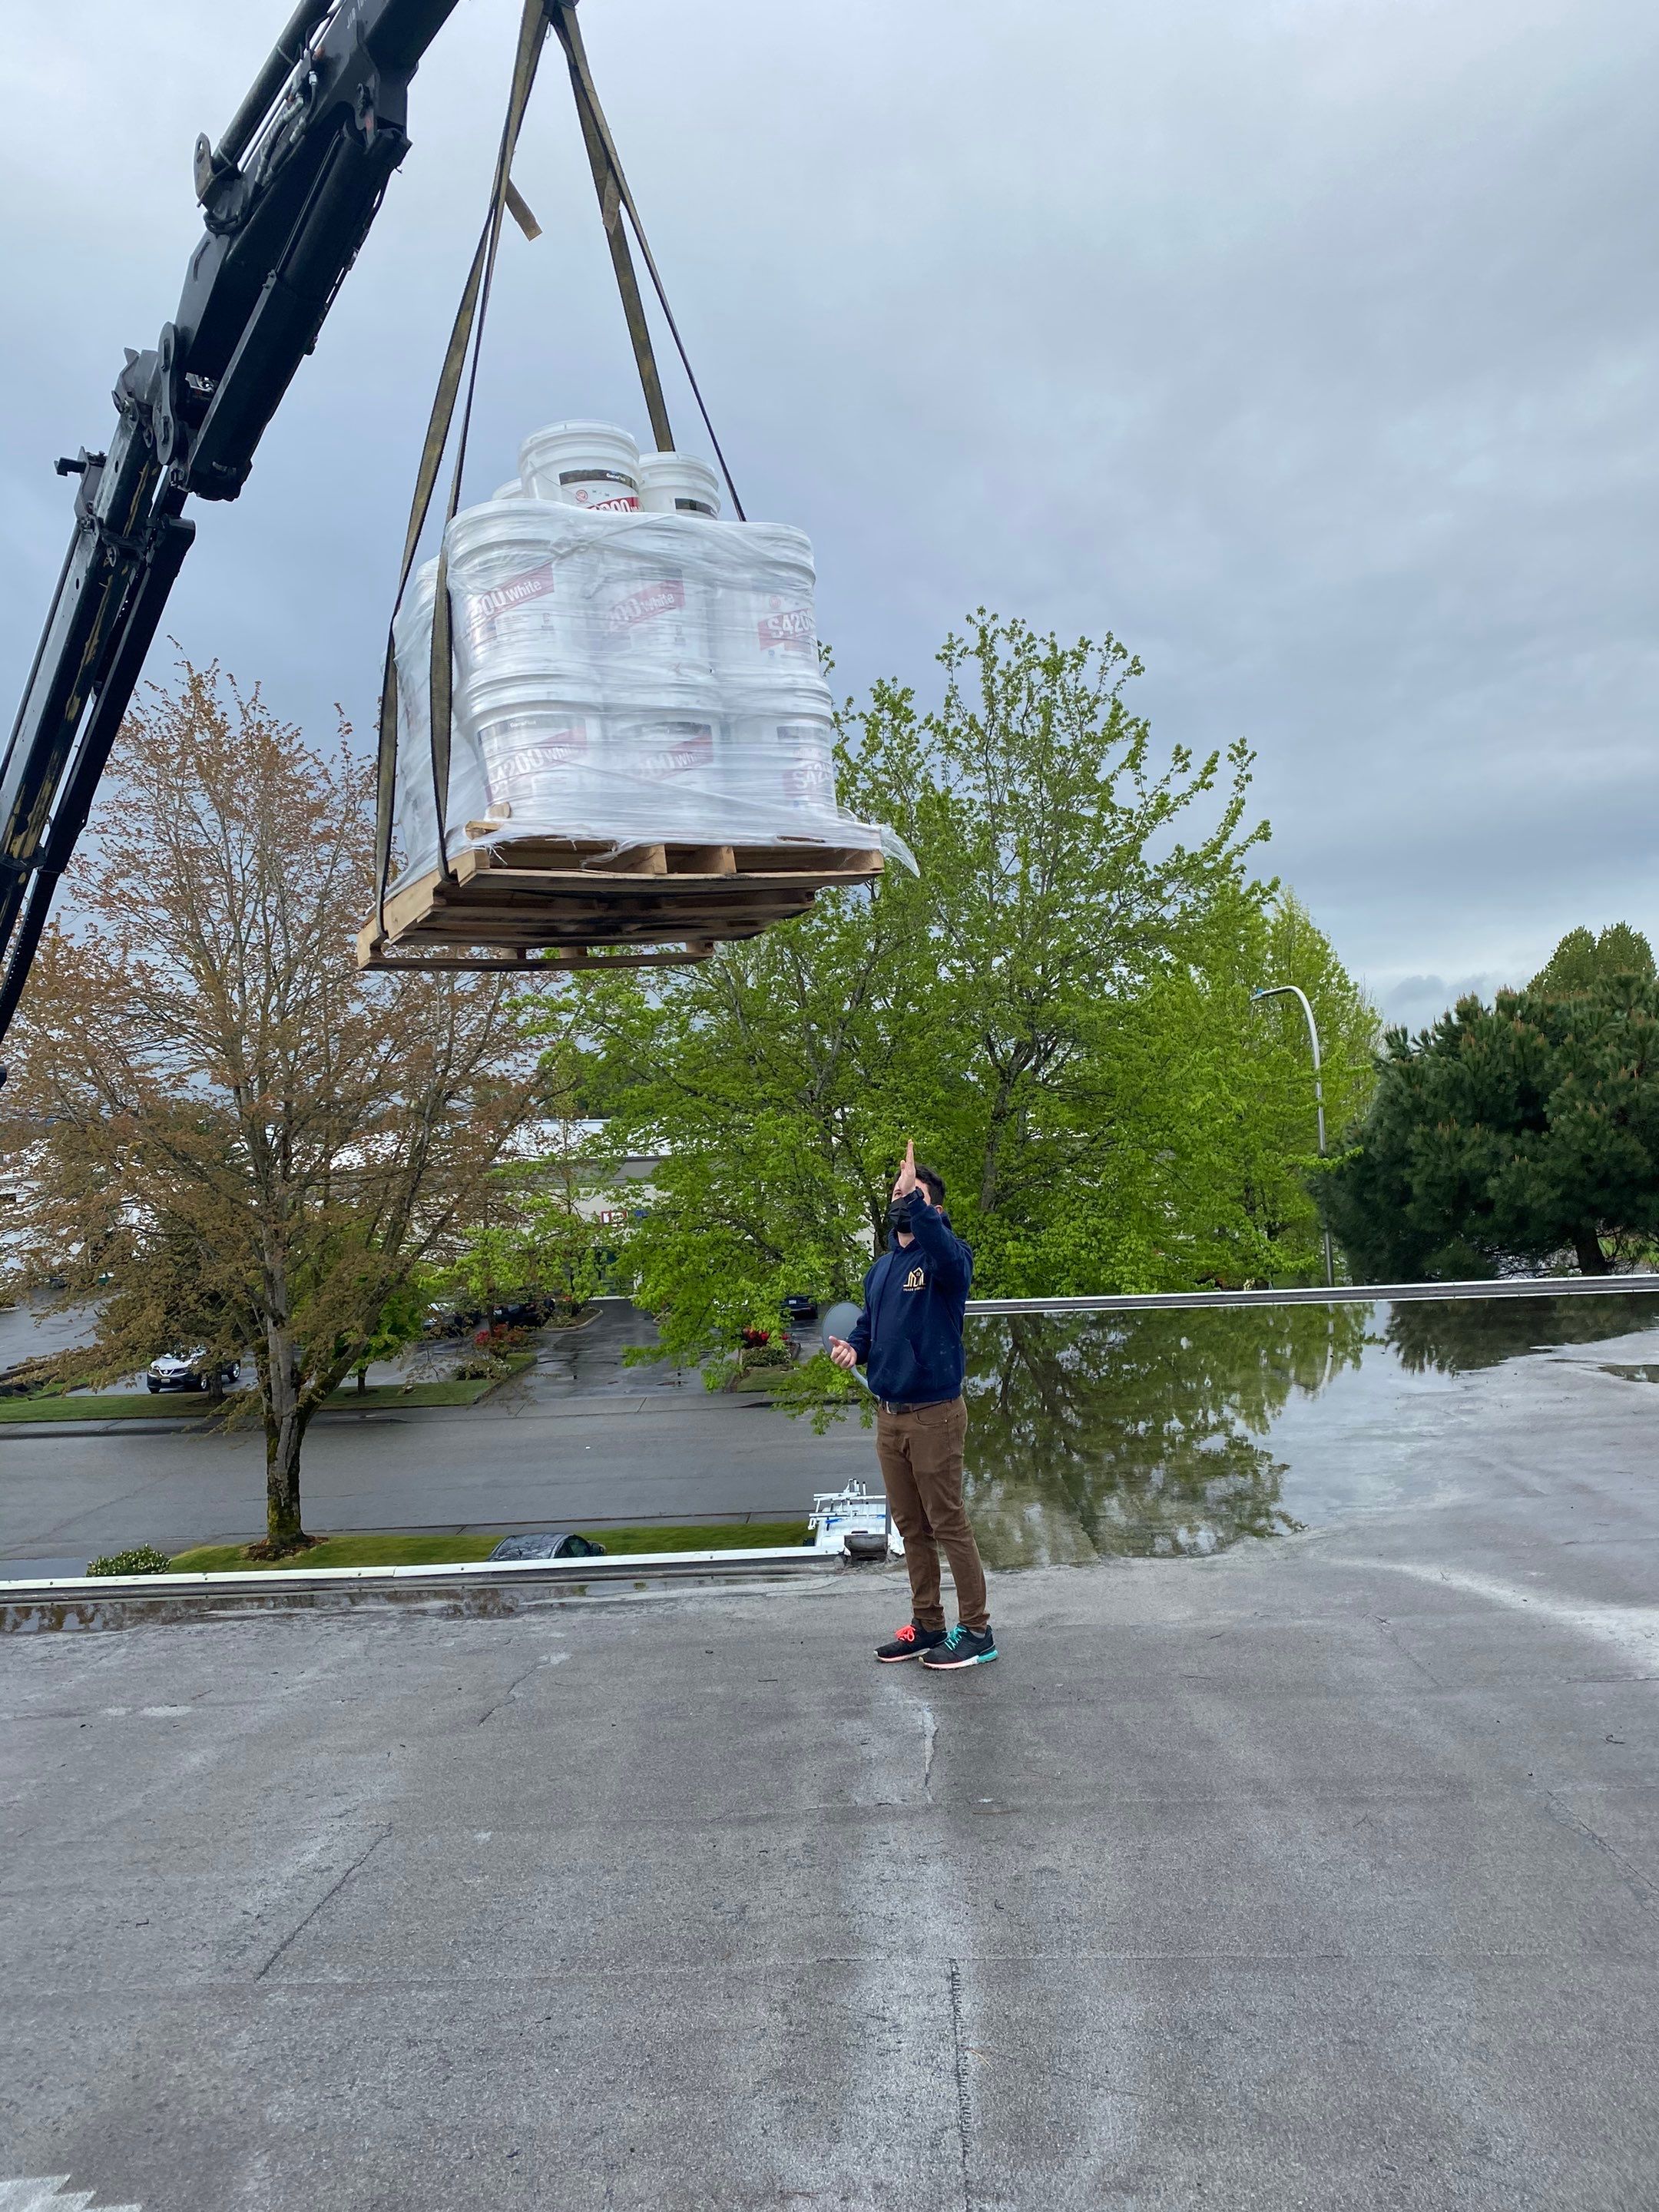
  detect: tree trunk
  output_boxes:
[356,1364,369,1394]
[1572,1226,1610,1276]
[263,1320,310,1548]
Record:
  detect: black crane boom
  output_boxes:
[0,0,468,1053]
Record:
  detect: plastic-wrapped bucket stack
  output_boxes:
[391,422,891,882]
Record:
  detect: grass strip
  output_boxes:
[0,1351,538,1424]
[168,1522,813,1574]
[0,1392,218,1424]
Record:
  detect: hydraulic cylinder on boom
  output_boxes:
[0,0,465,1058]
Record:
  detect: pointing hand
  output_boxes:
[828,1336,859,1372]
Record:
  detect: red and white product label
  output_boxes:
[777,724,833,806]
[470,564,558,619]
[604,578,686,634]
[479,721,591,787]
[460,565,564,648]
[756,602,816,656]
[632,725,714,781]
[559,470,641,513]
[783,758,833,804]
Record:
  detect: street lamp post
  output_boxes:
[1252,982,1334,1289]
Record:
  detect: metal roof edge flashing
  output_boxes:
[0,1546,835,1630]
[964,1274,1659,1316]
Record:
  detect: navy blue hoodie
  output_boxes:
[847,1188,974,1405]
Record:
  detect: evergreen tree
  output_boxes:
[1321,975,1659,1279]
[1530,922,1654,995]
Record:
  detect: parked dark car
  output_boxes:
[425,1296,558,1339]
[487,1532,608,1561]
[423,1303,488,1340]
[491,1298,558,1329]
[781,1293,820,1326]
[147,1351,240,1394]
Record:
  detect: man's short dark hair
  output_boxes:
[916,1164,945,1206]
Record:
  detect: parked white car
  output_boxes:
[146,1349,240,1394]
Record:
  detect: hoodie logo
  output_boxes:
[903,1266,926,1292]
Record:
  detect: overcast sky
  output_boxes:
[3,0,1655,1027]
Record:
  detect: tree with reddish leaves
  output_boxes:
[2,664,556,1551]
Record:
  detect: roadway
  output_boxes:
[1,1302,871,1571]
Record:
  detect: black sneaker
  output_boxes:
[919,1623,998,1670]
[875,1621,947,1664]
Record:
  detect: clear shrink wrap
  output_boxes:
[389,471,908,885]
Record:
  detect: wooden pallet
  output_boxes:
[356,833,883,972]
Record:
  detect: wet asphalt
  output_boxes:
[0,1300,869,1571]
[3,1323,1658,2208]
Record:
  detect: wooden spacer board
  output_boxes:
[356,834,883,972]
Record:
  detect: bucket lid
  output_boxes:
[636,450,721,518]
[518,419,641,485]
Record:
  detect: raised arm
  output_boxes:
[894,1189,972,1292]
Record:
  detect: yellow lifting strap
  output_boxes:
[372,0,748,946]
[550,0,747,516]
[373,0,548,937]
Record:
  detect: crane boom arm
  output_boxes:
[0,0,467,1051]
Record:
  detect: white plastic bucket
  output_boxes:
[636,450,721,518]
[705,523,821,701]
[724,713,839,823]
[466,686,721,843]
[601,716,722,836]
[518,420,641,512]
[586,518,717,701]
[489,478,525,502]
[464,671,604,826]
[444,502,590,688]
[392,563,489,880]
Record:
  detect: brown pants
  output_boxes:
[875,1395,988,1633]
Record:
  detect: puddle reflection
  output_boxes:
[1383,1293,1659,1375]
[960,1293,1659,1565]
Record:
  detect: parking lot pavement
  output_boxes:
[0,1394,869,1565]
[1,1300,868,1566]
[5,1422,1659,2211]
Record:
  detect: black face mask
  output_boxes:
[886,1198,909,1231]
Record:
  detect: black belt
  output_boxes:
[876,1396,954,1416]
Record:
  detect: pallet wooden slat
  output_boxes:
[358,834,882,972]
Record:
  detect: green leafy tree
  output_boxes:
[1021,886,1376,1290]
[528,614,1373,1362]
[446,1120,607,1320]
[837,615,1271,1277]
[1321,975,1659,1279]
[346,1278,432,1393]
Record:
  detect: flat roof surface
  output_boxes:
[5,1314,1658,2207]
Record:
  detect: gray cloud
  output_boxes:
[2,0,1655,1021]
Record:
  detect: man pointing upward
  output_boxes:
[830,1141,996,1669]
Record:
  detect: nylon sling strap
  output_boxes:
[374,0,749,943]
[564,38,674,455]
[548,0,747,519]
[373,0,548,938]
